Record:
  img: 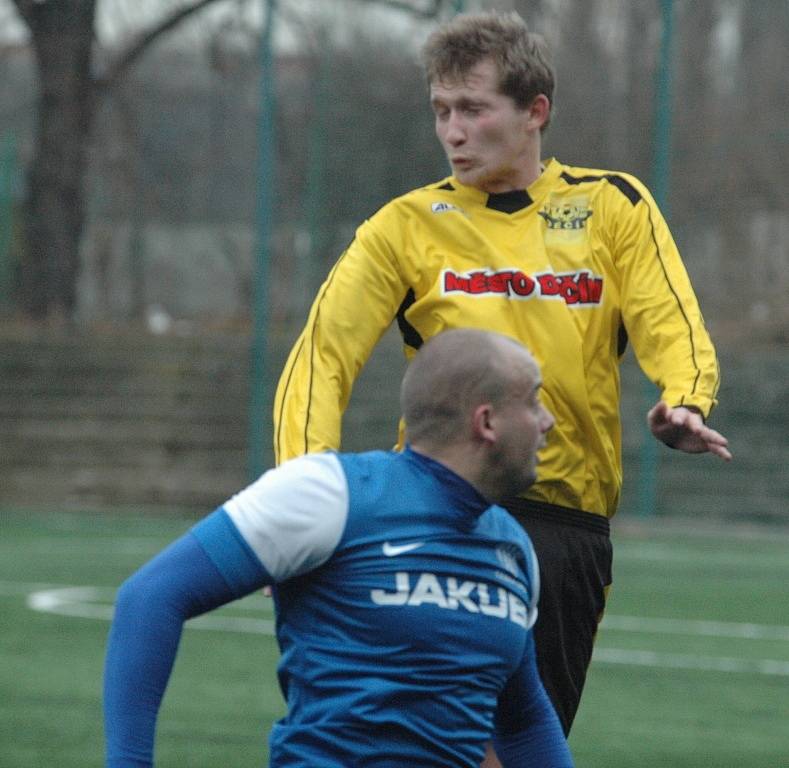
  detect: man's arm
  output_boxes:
[273,218,409,463]
[104,454,350,766]
[613,177,721,420]
[491,633,573,767]
[103,511,269,767]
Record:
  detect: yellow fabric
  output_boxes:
[274,158,720,518]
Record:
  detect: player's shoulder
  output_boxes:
[228,452,348,517]
[268,451,346,486]
[480,504,534,551]
[554,159,649,206]
[370,176,462,219]
[334,448,414,487]
[393,175,457,203]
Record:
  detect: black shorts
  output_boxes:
[503,497,612,735]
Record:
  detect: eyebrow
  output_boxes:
[430,95,488,109]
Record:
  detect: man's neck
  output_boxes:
[477,159,545,194]
[410,443,497,504]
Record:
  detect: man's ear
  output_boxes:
[528,94,550,130]
[471,403,497,444]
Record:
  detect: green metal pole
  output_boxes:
[637,0,674,517]
[248,0,278,482]
[0,132,16,310]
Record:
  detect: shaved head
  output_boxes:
[401,328,539,448]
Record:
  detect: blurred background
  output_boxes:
[1,4,787,767]
[0,0,786,521]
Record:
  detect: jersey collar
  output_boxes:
[403,446,492,519]
[442,158,563,214]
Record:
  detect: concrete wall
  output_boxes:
[1,326,786,526]
[0,326,405,513]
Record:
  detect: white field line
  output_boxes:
[613,543,788,567]
[592,648,789,677]
[14,583,789,677]
[24,585,276,634]
[603,614,789,641]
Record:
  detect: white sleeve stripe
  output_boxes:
[224,453,349,582]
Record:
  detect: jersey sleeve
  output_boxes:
[612,178,720,417]
[223,453,349,581]
[273,213,409,463]
[492,632,573,766]
[105,526,267,767]
[104,454,350,766]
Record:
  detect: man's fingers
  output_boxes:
[703,428,732,460]
[708,441,733,461]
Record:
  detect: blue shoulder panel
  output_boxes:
[191,508,272,592]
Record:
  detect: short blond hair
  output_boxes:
[421,10,554,127]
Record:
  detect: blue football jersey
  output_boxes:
[216,447,541,767]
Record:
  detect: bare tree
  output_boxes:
[11,0,232,322]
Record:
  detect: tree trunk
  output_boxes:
[18,0,96,321]
[13,0,238,322]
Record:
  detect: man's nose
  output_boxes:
[444,112,466,145]
[541,406,555,433]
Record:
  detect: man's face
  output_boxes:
[430,59,537,193]
[488,362,554,499]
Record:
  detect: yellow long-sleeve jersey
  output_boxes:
[274,158,720,518]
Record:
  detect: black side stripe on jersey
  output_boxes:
[275,245,353,458]
[274,334,305,459]
[644,204,704,397]
[396,289,424,350]
[617,323,629,357]
[560,171,642,206]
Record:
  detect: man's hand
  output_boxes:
[647,402,732,461]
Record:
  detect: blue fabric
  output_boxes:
[267,448,569,767]
[493,634,573,766]
[495,718,573,768]
[103,510,267,767]
[192,507,272,592]
[105,452,572,767]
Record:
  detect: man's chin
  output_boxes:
[452,167,481,186]
[502,474,537,502]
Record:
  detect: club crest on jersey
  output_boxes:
[538,200,592,231]
[441,268,603,306]
[496,545,521,577]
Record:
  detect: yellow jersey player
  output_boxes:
[273,10,731,756]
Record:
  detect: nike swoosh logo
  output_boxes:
[382,541,425,557]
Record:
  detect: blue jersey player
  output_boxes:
[103,329,572,767]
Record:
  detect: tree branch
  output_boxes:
[94,0,229,93]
